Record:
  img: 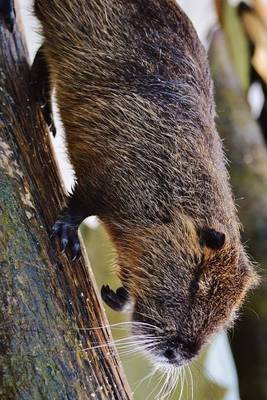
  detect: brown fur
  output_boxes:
[34,0,258,366]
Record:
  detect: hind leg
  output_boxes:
[31,45,56,136]
[0,0,15,31]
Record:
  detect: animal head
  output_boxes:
[102,219,258,368]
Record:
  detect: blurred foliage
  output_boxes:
[215,0,250,92]
[210,1,267,397]
[81,223,227,400]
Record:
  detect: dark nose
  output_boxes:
[163,348,176,361]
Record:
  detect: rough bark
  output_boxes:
[209,28,267,400]
[0,5,132,400]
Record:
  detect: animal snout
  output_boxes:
[162,347,183,365]
[163,348,177,361]
[163,338,201,365]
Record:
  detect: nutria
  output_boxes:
[1,0,258,368]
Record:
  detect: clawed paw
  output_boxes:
[101,285,128,311]
[0,0,16,32]
[51,218,81,261]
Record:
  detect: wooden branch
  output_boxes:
[0,5,132,400]
[209,28,267,400]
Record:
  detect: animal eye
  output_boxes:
[190,279,200,296]
[199,228,225,250]
[164,300,174,308]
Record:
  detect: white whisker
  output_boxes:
[184,366,189,400]
[178,367,185,400]
[168,368,179,400]
[188,365,194,400]
[160,369,171,400]
[156,369,169,400]
[167,368,177,400]
[175,368,181,399]
[118,342,158,356]
[146,370,165,400]
[164,368,177,400]
[134,367,157,393]
[81,335,162,353]
[78,320,161,333]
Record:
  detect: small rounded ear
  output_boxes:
[199,228,226,250]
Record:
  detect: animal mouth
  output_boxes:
[145,349,187,369]
[136,338,188,369]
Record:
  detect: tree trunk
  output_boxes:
[209,28,267,400]
[0,4,132,400]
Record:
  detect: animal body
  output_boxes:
[1,0,258,368]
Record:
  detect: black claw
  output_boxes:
[42,104,57,136]
[51,223,59,237]
[61,238,68,252]
[101,285,111,295]
[51,216,80,262]
[71,242,81,261]
[101,285,129,312]
[50,121,57,137]
[0,0,16,32]
[61,225,70,240]
[50,231,56,240]
[116,287,129,302]
[5,11,15,31]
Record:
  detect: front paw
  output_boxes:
[0,0,16,32]
[51,216,81,261]
[101,285,129,312]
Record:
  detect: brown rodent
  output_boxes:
[2,0,258,367]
